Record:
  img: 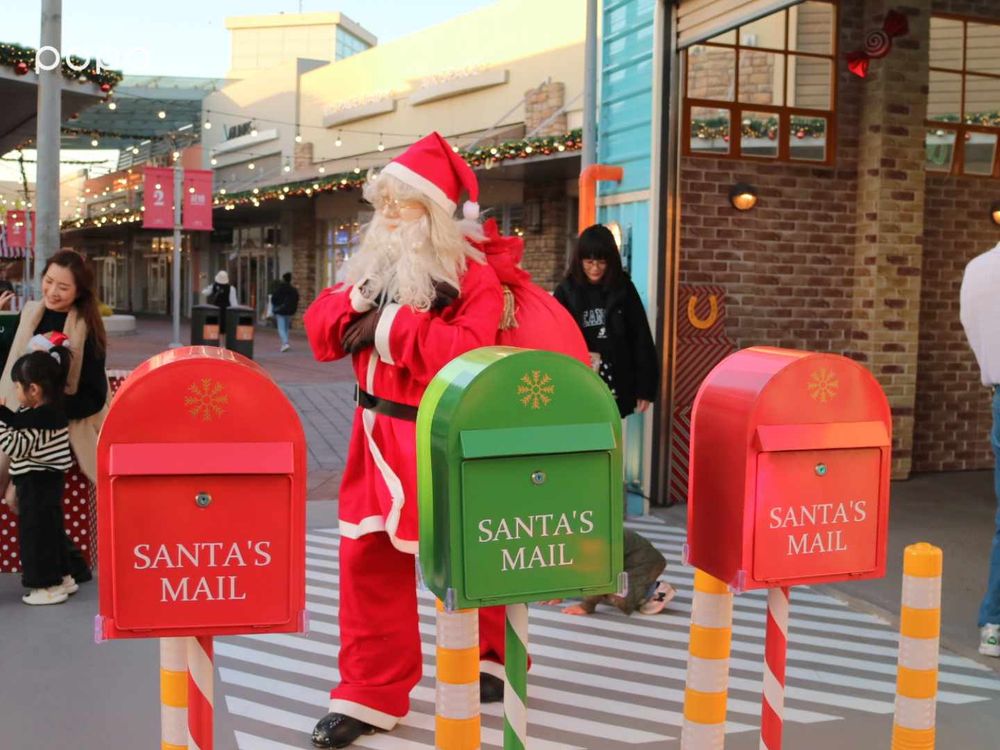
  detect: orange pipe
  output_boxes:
[578,164,624,234]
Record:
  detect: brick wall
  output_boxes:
[912,0,1000,471]
[678,0,864,358]
[524,82,567,137]
[913,180,999,471]
[521,180,569,289]
[287,206,316,330]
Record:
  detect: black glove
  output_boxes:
[431,281,460,310]
[342,308,383,353]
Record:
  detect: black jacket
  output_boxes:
[554,276,658,418]
[270,282,300,316]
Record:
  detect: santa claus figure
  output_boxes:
[304,133,512,748]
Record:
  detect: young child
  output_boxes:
[0,346,75,605]
[546,529,676,616]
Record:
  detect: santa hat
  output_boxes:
[381,132,480,220]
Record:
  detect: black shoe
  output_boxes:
[311,713,376,748]
[480,673,504,703]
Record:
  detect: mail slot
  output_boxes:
[96,346,307,639]
[417,347,624,609]
[687,347,892,591]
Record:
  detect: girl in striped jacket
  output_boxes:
[0,345,74,605]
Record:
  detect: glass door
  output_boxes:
[145,255,168,314]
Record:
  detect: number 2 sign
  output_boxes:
[143,167,175,230]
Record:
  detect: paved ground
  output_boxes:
[0,315,997,748]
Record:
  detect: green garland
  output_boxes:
[62,129,584,229]
[0,42,122,90]
[691,115,827,141]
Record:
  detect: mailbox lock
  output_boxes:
[530,471,546,486]
[195,492,213,508]
[815,463,828,477]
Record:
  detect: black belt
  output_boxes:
[355,385,419,422]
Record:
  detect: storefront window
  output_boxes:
[684,0,837,165]
[926,16,1000,177]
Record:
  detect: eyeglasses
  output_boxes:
[582,258,608,267]
[377,194,423,217]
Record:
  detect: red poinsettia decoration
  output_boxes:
[847,10,909,78]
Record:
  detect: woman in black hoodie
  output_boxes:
[554,224,658,418]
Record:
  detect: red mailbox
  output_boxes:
[96,347,307,640]
[687,347,891,591]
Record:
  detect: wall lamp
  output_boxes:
[729,183,759,211]
[992,202,1000,226]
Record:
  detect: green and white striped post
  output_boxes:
[503,603,529,750]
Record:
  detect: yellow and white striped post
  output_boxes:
[160,637,188,750]
[435,598,481,750]
[681,569,734,750]
[892,543,943,750]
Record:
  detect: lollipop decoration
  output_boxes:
[847,10,909,78]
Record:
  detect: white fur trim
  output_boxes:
[463,201,480,220]
[350,283,376,313]
[339,515,386,539]
[360,355,419,555]
[375,303,401,365]
[327,699,399,731]
[480,660,505,680]
[382,161,457,215]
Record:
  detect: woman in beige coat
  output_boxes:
[0,250,108,583]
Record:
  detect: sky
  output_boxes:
[2,0,497,79]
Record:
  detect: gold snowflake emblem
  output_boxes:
[517,370,555,409]
[807,367,839,403]
[185,378,229,421]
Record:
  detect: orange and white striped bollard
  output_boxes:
[187,636,214,750]
[435,598,481,749]
[892,543,942,750]
[681,569,734,749]
[160,637,188,750]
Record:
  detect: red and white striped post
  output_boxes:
[760,587,790,750]
[186,636,214,750]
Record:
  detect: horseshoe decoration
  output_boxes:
[687,294,719,330]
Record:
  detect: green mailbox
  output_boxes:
[417,346,624,610]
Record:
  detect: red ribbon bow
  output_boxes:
[847,10,909,78]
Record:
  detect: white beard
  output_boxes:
[345,215,461,312]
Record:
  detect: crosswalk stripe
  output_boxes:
[214,519,999,750]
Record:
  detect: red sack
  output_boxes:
[471,219,589,365]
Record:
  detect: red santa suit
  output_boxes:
[303,133,513,731]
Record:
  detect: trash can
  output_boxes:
[190,305,222,346]
[224,305,255,359]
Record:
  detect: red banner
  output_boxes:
[143,167,175,229]
[183,169,214,231]
[5,210,35,248]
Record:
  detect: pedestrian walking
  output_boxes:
[1,345,75,605]
[554,224,659,419]
[202,270,239,336]
[0,249,109,585]
[543,529,675,616]
[960,239,1000,658]
[270,272,300,352]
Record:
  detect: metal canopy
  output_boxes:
[0,68,104,154]
[676,0,804,49]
